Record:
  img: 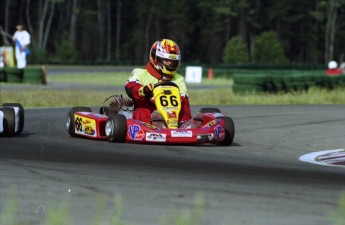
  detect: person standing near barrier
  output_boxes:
[12,24,31,69]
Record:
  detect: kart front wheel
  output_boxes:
[0,107,16,137]
[66,106,92,137]
[218,116,235,146]
[2,103,24,133]
[105,114,127,142]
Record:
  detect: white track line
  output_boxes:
[299,149,345,168]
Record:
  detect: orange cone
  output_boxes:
[208,68,214,80]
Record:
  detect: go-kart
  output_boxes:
[66,82,235,145]
[0,103,25,136]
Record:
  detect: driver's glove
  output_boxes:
[138,83,154,98]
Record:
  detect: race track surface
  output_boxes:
[1,105,345,225]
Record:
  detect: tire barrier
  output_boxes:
[232,72,345,94]
[0,65,47,84]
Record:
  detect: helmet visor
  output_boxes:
[157,57,180,71]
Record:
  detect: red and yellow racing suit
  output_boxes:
[125,62,192,124]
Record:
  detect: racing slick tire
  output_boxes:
[199,108,221,113]
[2,103,24,133]
[0,107,16,137]
[105,114,127,143]
[66,107,92,137]
[217,116,235,146]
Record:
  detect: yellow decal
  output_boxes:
[75,115,97,136]
[153,84,181,128]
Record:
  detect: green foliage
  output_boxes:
[28,48,46,64]
[223,36,247,64]
[253,31,288,64]
[57,35,78,62]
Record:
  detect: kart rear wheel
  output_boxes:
[199,108,221,113]
[218,116,235,146]
[106,114,127,143]
[66,107,92,137]
[0,107,16,137]
[2,103,24,133]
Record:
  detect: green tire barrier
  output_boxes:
[233,72,344,94]
[0,66,47,84]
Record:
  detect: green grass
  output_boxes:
[0,190,202,225]
[1,85,344,108]
[47,72,234,86]
[188,87,345,105]
[330,192,345,225]
[1,71,344,108]
[2,190,345,225]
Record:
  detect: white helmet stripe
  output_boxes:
[156,50,181,60]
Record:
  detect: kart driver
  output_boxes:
[125,39,192,128]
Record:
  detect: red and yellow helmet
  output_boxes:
[149,39,181,77]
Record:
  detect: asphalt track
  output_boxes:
[1,105,345,225]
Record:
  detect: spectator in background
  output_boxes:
[325,60,343,75]
[12,24,31,69]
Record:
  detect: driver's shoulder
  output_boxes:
[130,68,146,78]
[172,73,184,81]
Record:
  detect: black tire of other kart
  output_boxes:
[106,114,127,143]
[199,107,221,113]
[1,107,16,137]
[217,116,235,146]
[2,103,24,133]
[99,106,109,115]
[67,106,92,137]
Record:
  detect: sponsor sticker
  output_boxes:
[171,130,193,137]
[146,133,166,142]
[197,133,214,143]
[140,121,159,130]
[163,106,178,111]
[167,111,177,119]
[214,125,225,141]
[128,125,145,140]
[75,115,96,137]
[203,119,219,129]
[166,120,178,128]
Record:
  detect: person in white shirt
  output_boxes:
[12,24,31,69]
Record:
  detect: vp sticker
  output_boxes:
[127,125,144,140]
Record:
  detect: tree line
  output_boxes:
[1,0,344,66]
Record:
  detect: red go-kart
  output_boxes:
[66,82,235,145]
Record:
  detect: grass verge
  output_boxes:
[1,71,344,108]
[0,86,344,108]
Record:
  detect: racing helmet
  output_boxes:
[149,39,181,77]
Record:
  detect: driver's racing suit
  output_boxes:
[125,62,192,124]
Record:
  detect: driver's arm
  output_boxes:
[125,69,147,100]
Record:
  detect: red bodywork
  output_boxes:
[73,112,226,144]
